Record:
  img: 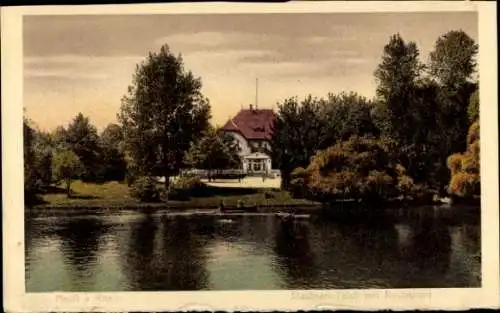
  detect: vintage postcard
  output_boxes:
[2,1,499,312]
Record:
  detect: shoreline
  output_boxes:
[26,198,480,213]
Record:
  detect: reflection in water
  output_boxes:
[25,206,481,291]
[55,217,110,276]
[273,220,317,288]
[123,215,210,290]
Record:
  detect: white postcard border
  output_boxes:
[2,2,499,312]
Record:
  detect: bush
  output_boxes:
[164,176,207,200]
[129,176,160,202]
[447,120,480,199]
[289,167,309,198]
[303,136,403,203]
[173,176,206,190]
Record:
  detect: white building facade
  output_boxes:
[221,106,276,175]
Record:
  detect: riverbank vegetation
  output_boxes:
[24,30,480,208]
[33,179,317,208]
[272,30,480,204]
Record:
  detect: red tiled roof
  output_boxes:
[221,108,276,140]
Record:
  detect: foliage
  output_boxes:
[289,167,309,198]
[271,92,377,189]
[51,148,83,197]
[299,136,417,203]
[118,44,211,187]
[129,176,160,202]
[467,90,479,123]
[166,176,207,200]
[369,31,478,193]
[66,113,101,180]
[429,30,479,88]
[183,127,240,177]
[24,119,40,198]
[447,120,480,198]
[98,123,127,181]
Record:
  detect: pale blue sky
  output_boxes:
[24,12,477,131]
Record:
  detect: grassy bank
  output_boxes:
[31,180,320,209]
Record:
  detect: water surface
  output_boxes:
[25,206,481,291]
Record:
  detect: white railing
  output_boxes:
[179,168,281,178]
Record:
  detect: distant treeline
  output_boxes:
[24,30,479,204]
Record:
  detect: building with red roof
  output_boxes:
[221,104,276,174]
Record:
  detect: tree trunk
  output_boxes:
[281,170,290,190]
[66,178,71,198]
[164,175,170,190]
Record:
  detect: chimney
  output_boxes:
[249,104,253,111]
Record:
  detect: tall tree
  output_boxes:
[270,96,324,189]
[24,118,39,198]
[118,44,211,188]
[374,33,423,145]
[61,113,101,181]
[373,33,441,185]
[429,30,479,191]
[429,30,478,89]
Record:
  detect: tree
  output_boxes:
[467,89,479,123]
[59,113,102,182]
[429,30,478,89]
[118,44,211,188]
[373,33,423,146]
[183,127,240,180]
[271,92,379,189]
[24,118,39,198]
[320,92,379,146]
[99,123,127,181]
[447,120,480,199]
[270,96,324,189]
[30,130,54,187]
[298,136,417,203]
[52,148,83,197]
[428,30,479,192]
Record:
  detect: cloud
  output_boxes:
[24,55,143,80]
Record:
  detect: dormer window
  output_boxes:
[254,127,265,132]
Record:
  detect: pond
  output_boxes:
[25,206,481,291]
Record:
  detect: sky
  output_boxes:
[24,12,477,132]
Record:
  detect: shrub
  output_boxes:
[447,120,480,199]
[303,136,402,203]
[164,176,206,200]
[289,167,309,198]
[129,176,160,202]
[448,172,480,198]
[397,174,415,198]
[173,176,206,190]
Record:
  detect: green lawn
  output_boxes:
[38,180,318,208]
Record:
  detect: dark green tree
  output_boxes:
[24,118,39,199]
[99,123,127,181]
[320,92,379,147]
[429,30,478,89]
[118,44,211,188]
[183,127,240,180]
[429,30,479,192]
[58,113,101,182]
[373,33,423,146]
[270,95,324,189]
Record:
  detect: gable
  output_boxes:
[221,108,276,141]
